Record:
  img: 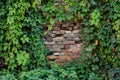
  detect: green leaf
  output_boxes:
[16,51,29,66]
[21,35,29,44]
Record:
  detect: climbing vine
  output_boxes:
[0,0,47,71]
[0,0,120,79]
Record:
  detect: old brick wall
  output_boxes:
[44,21,83,65]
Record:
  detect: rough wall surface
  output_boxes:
[44,21,83,65]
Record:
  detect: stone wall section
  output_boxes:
[44,21,83,65]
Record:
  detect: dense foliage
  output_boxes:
[0,0,47,72]
[0,0,120,80]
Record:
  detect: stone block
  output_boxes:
[59,53,65,56]
[65,45,70,49]
[53,27,60,31]
[73,30,80,34]
[52,45,57,48]
[53,37,65,41]
[46,31,52,35]
[52,45,64,49]
[46,37,53,42]
[53,31,61,34]
[60,30,65,34]
[65,31,72,34]
[69,23,74,27]
[45,41,55,46]
[51,34,56,37]
[74,33,81,37]
[66,37,74,41]
[59,45,64,48]
[53,53,60,56]
[73,26,78,30]
[68,27,72,30]
[76,23,80,26]
[50,48,61,52]
[63,33,74,38]
[63,41,75,45]
[62,23,68,27]
[73,37,80,41]
[56,41,63,45]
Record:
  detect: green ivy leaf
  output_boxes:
[16,51,29,66]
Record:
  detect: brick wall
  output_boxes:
[44,21,83,65]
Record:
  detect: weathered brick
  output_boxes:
[52,45,57,48]
[73,49,81,55]
[73,30,80,34]
[68,27,72,30]
[75,44,82,48]
[56,41,63,45]
[46,37,53,42]
[68,44,82,55]
[44,21,83,63]
[62,23,69,27]
[59,53,65,56]
[66,37,74,41]
[55,23,62,27]
[53,37,65,41]
[74,33,81,37]
[76,23,80,26]
[45,41,55,46]
[69,23,74,27]
[73,26,79,30]
[60,30,65,34]
[52,45,64,49]
[63,41,75,45]
[46,31,52,35]
[51,34,56,37]
[53,53,60,56]
[50,48,61,52]
[73,37,80,41]
[65,31,72,34]
[63,33,74,37]
[59,45,64,48]
[53,31,61,34]
[65,45,70,49]
[53,27,60,31]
